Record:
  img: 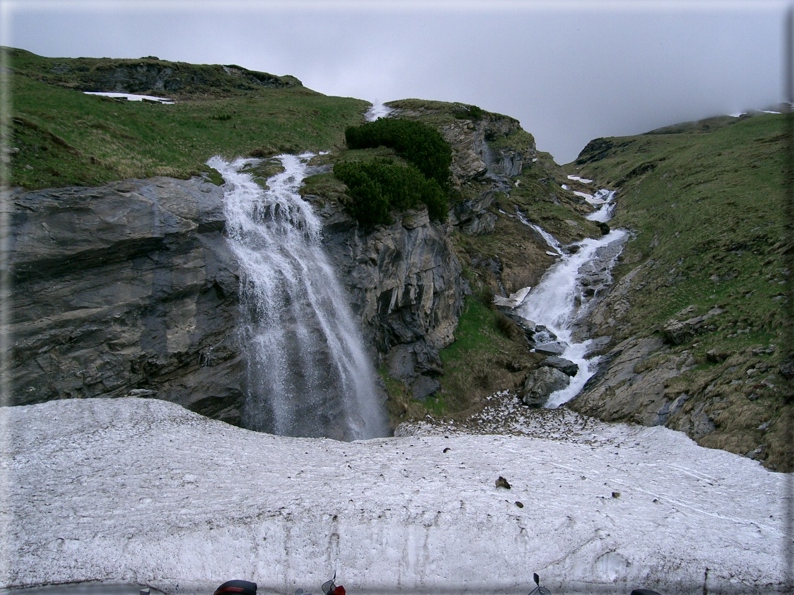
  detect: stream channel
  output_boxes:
[505,182,628,408]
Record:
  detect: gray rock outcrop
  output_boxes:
[9,176,246,424]
[311,198,464,397]
[520,366,570,407]
[10,168,466,428]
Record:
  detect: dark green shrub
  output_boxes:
[454,104,485,121]
[334,158,449,229]
[344,119,452,188]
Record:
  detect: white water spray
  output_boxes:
[515,189,626,407]
[365,100,393,122]
[209,154,388,440]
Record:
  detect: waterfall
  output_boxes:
[515,189,626,408]
[365,100,393,121]
[208,153,389,441]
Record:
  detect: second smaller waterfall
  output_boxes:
[514,189,626,408]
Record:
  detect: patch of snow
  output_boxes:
[493,286,531,309]
[728,112,745,118]
[84,92,175,104]
[566,175,593,184]
[561,184,569,191]
[1,398,786,595]
[572,191,593,201]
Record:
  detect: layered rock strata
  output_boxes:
[9,177,246,424]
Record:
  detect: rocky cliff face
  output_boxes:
[307,196,463,403]
[9,176,247,424]
[8,168,467,429]
[7,104,579,433]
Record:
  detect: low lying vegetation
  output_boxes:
[5,47,369,189]
[335,118,453,227]
[344,117,452,188]
[333,158,448,228]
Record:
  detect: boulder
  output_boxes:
[520,366,570,408]
[542,356,579,377]
[534,342,567,356]
[661,306,724,345]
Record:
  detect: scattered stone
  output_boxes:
[126,389,157,398]
[612,492,621,498]
[495,476,511,489]
[752,345,776,356]
[779,358,794,380]
[443,447,451,453]
[515,501,524,508]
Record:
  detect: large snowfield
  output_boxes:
[0,398,789,595]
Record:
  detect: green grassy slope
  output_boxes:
[566,112,792,470]
[571,113,787,360]
[4,47,369,188]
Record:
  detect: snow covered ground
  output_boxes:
[0,398,788,595]
[83,92,175,104]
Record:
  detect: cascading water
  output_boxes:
[514,189,627,408]
[365,100,393,122]
[208,153,389,441]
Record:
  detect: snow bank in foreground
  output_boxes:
[0,399,787,595]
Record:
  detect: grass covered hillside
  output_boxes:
[3,47,369,189]
[565,111,792,470]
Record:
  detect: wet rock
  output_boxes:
[542,356,579,377]
[520,366,570,407]
[569,336,696,427]
[534,342,567,356]
[321,204,463,387]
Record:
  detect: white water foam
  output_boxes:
[514,187,626,407]
[515,209,563,256]
[518,230,627,407]
[585,189,617,223]
[365,100,393,121]
[208,154,388,440]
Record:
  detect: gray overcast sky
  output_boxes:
[2,0,790,163]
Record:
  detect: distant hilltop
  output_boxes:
[3,46,303,100]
